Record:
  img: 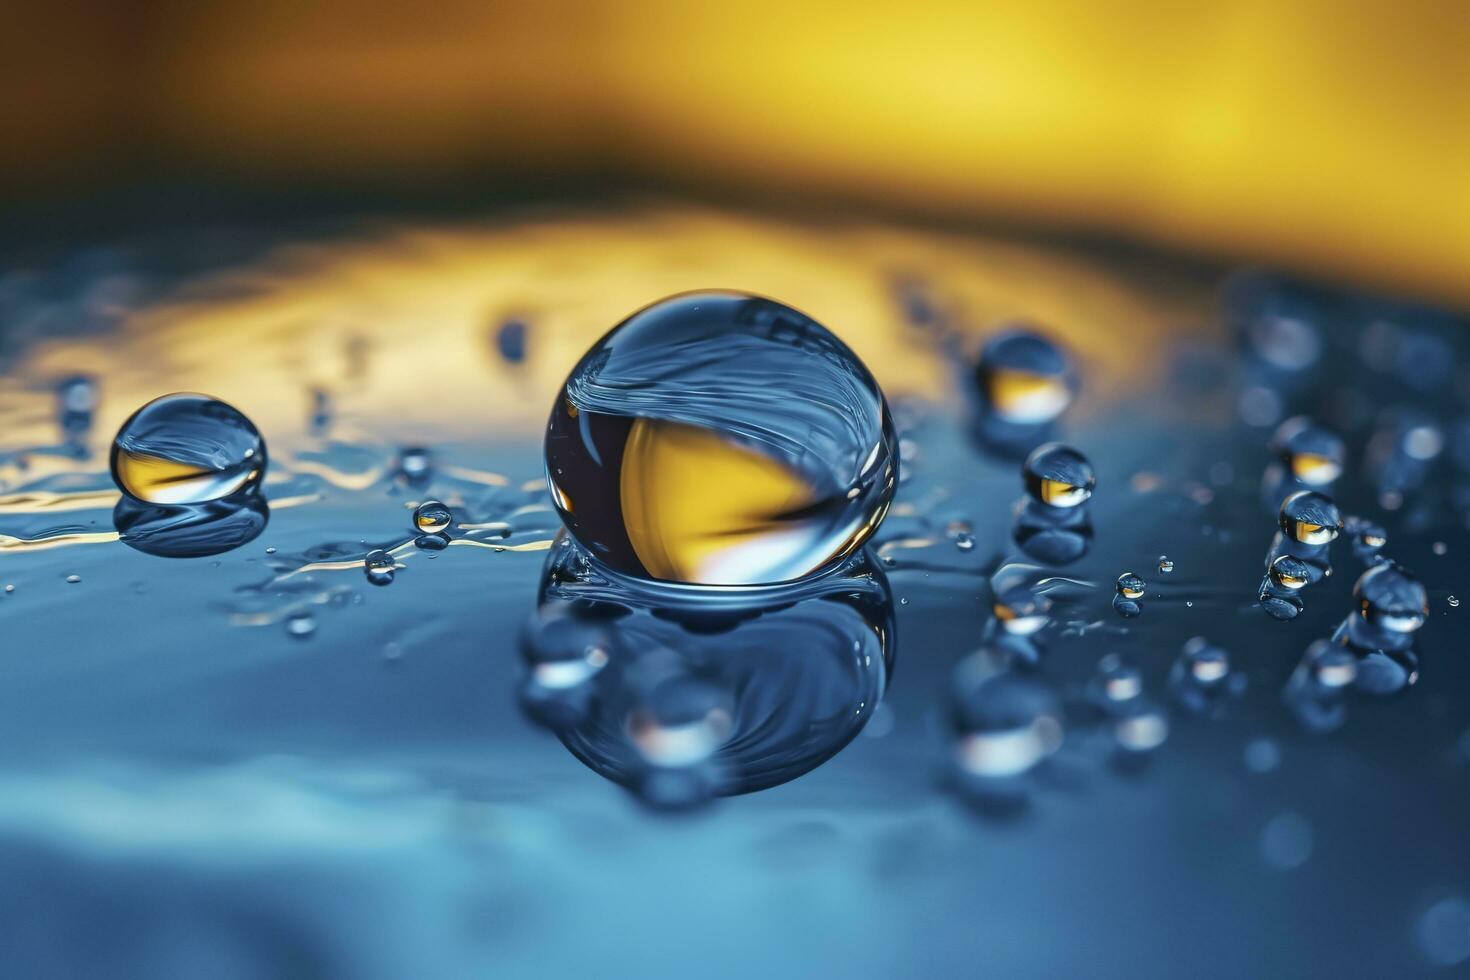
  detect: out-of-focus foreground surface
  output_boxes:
[4,2,1467,305]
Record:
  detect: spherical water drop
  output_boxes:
[1270,416,1344,486]
[974,330,1077,425]
[1157,555,1174,573]
[111,393,265,504]
[1450,595,1460,608]
[544,291,897,586]
[364,549,397,586]
[954,531,975,552]
[1022,443,1095,508]
[1278,490,1342,545]
[1354,563,1428,633]
[1116,572,1145,600]
[1270,554,1312,591]
[413,499,452,534]
[65,574,80,584]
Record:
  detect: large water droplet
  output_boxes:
[111,393,265,504]
[544,291,897,586]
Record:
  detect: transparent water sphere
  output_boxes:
[544,291,898,586]
[1278,490,1341,545]
[974,329,1077,425]
[111,393,266,504]
[1022,443,1094,508]
[413,499,452,534]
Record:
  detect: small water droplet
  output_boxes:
[1433,540,1448,556]
[111,393,266,504]
[1157,555,1174,573]
[1116,571,1145,600]
[899,597,909,606]
[413,499,452,534]
[1449,595,1460,608]
[4,584,13,593]
[975,330,1077,426]
[286,612,316,639]
[265,546,277,555]
[1279,490,1342,545]
[1023,444,1095,508]
[396,446,432,482]
[953,531,975,552]
[364,549,396,586]
[65,574,80,584]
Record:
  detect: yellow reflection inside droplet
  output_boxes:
[619,418,852,585]
[1038,478,1088,507]
[1290,452,1341,485]
[112,450,254,504]
[987,370,1071,424]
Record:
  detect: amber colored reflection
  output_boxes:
[14,209,1203,452]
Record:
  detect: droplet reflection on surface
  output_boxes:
[110,393,266,504]
[544,291,897,586]
[519,539,894,806]
[364,549,397,587]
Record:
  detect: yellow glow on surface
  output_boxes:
[14,208,1200,453]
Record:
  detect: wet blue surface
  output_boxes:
[0,212,1468,978]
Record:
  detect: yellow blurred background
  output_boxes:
[4,1,1467,306]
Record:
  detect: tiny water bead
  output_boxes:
[974,329,1077,426]
[1022,443,1094,508]
[1450,596,1460,608]
[1116,572,1145,600]
[111,393,266,505]
[65,574,81,585]
[364,549,397,586]
[1157,555,1174,573]
[413,499,452,534]
[544,291,897,586]
[1278,490,1342,545]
